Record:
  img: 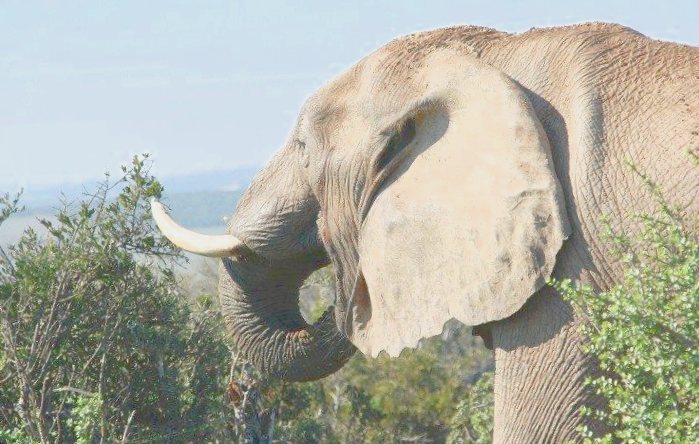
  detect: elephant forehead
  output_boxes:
[303,26,501,139]
[307,55,423,130]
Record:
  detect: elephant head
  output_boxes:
[152,41,570,381]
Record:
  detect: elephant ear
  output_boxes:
[349,55,571,357]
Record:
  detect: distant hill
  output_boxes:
[6,166,259,212]
[159,167,259,195]
[0,167,258,247]
[164,190,242,229]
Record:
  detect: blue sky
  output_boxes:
[1,1,697,191]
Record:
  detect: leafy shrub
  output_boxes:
[256,313,493,443]
[0,156,236,442]
[447,371,494,444]
[554,164,699,443]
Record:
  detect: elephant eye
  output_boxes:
[376,118,416,171]
[296,139,310,168]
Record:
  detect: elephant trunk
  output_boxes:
[152,144,355,381]
[219,254,356,382]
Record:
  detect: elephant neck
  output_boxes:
[490,288,606,443]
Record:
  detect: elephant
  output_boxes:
[151,23,699,442]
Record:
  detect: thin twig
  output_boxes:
[120,410,137,444]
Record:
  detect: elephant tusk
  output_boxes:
[150,198,244,257]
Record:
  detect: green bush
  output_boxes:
[254,314,493,443]
[447,371,494,444]
[554,165,699,443]
[0,156,236,442]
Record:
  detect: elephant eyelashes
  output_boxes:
[375,118,417,171]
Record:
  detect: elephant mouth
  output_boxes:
[219,244,356,382]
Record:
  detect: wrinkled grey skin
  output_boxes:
[218,153,356,381]
[214,23,699,441]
